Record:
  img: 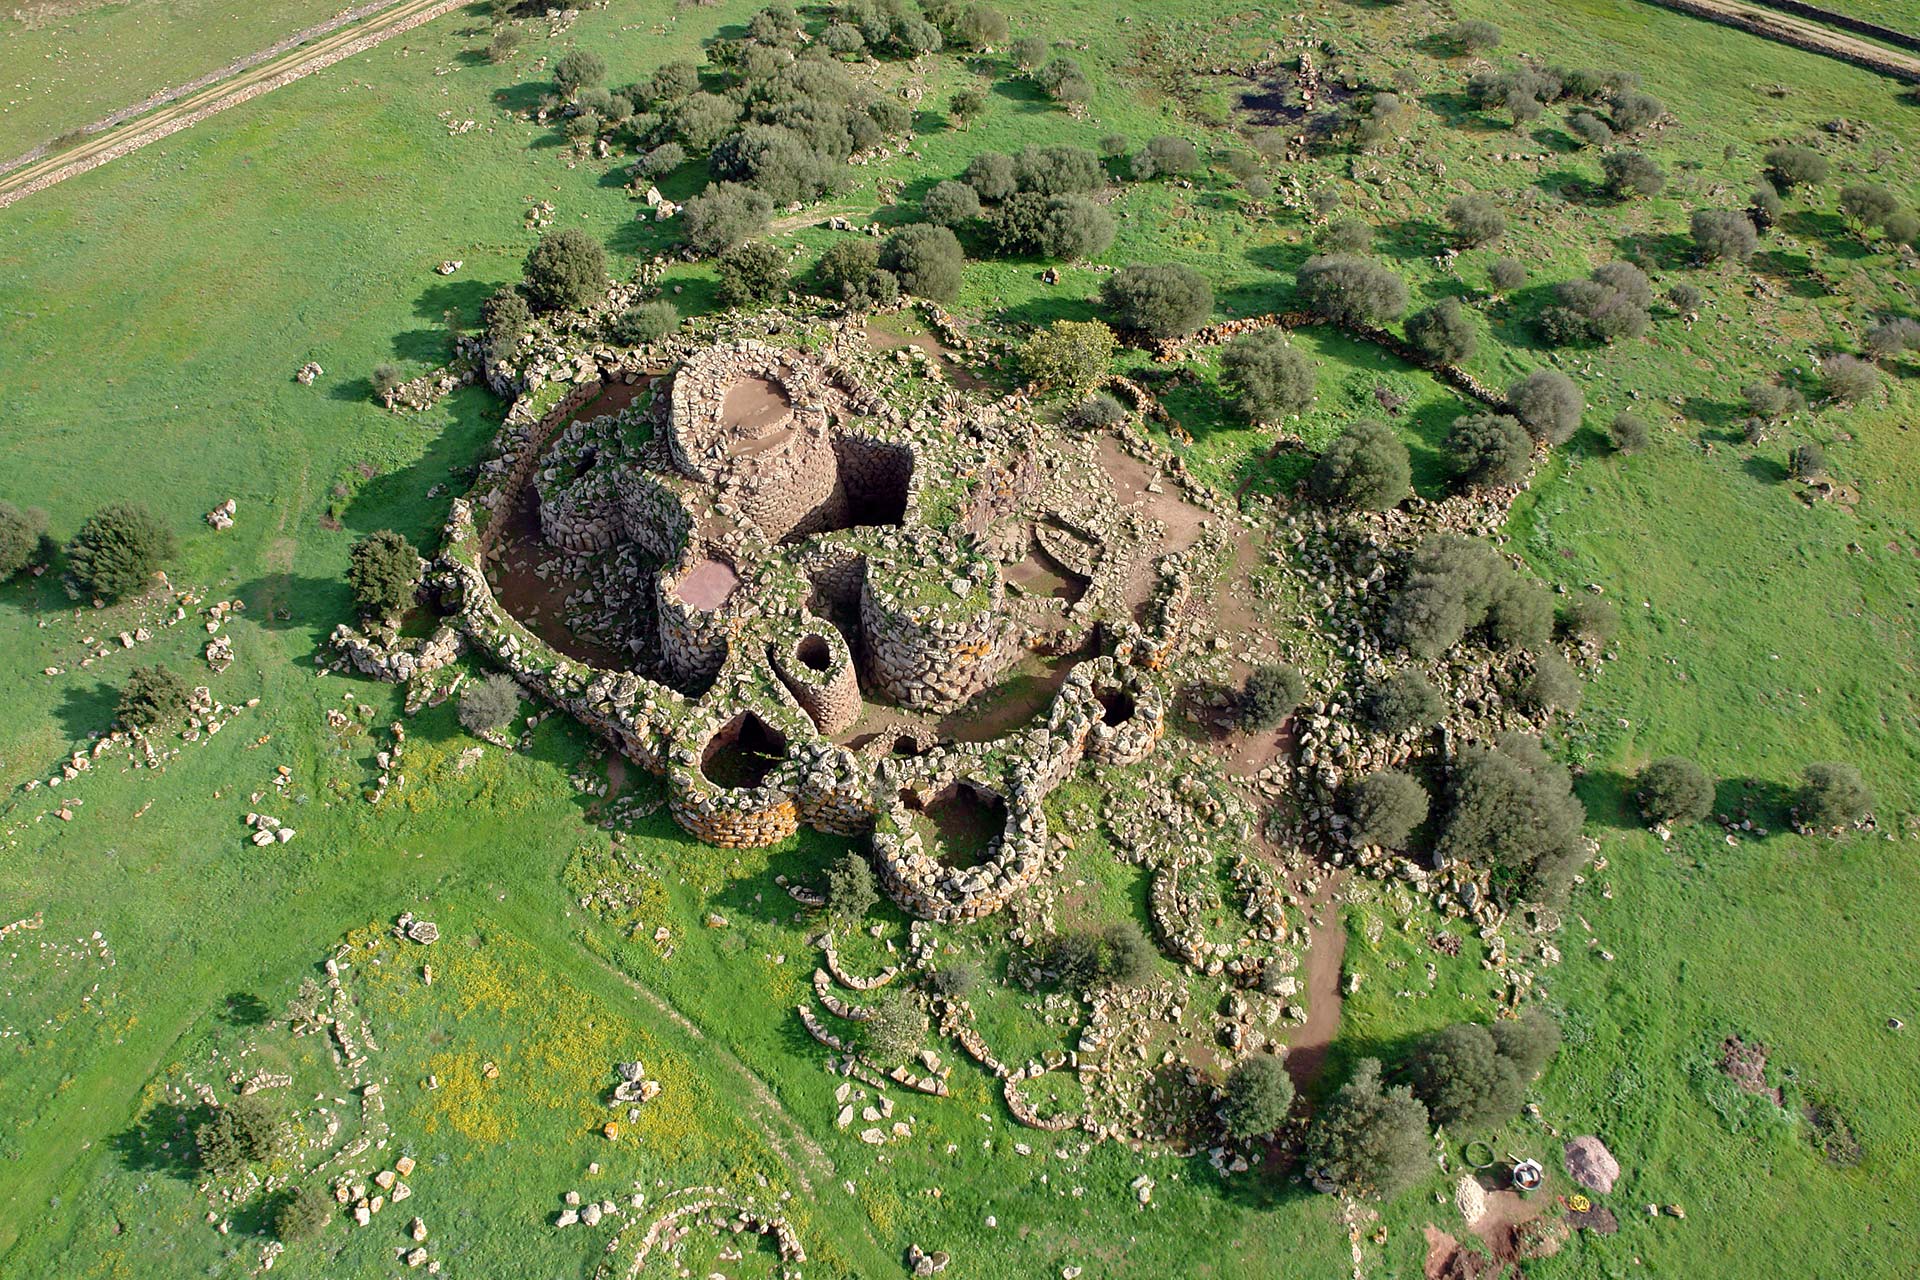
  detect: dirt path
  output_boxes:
[1285,872,1348,1092]
[1639,0,1920,81]
[0,0,468,209]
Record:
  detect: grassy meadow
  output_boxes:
[1,0,1917,1276]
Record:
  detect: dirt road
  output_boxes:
[1639,0,1920,81]
[0,0,468,210]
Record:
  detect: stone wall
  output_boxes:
[861,541,1018,712]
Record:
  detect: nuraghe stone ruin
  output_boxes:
[427,311,1223,924]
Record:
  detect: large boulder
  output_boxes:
[1564,1135,1621,1193]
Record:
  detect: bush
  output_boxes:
[813,238,897,308]
[1101,263,1213,339]
[1445,194,1506,247]
[1310,419,1411,510]
[1519,650,1583,713]
[67,502,175,601]
[1345,769,1430,850]
[1439,732,1588,898]
[1066,392,1129,430]
[1307,1059,1430,1200]
[487,27,524,63]
[879,223,965,300]
[927,960,980,998]
[1608,90,1664,133]
[682,183,773,256]
[118,664,190,732]
[1052,921,1155,989]
[1132,134,1200,180]
[483,286,533,357]
[346,529,422,622]
[554,48,606,95]
[1364,671,1445,735]
[1863,317,1920,361]
[1566,110,1614,148]
[1691,208,1758,265]
[949,4,1008,50]
[1238,662,1305,730]
[1220,329,1315,423]
[1883,207,1920,247]
[1404,1023,1524,1131]
[1763,144,1828,191]
[607,299,680,344]
[1798,762,1872,830]
[457,673,521,735]
[1538,261,1652,346]
[963,150,1018,200]
[826,850,879,920]
[923,178,982,226]
[1839,182,1901,234]
[822,21,865,55]
[1019,319,1116,391]
[716,240,790,307]
[0,502,50,579]
[274,1184,335,1242]
[1221,1055,1295,1140]
[370,362,405,405]
[1296,254,1408,327]
[522,228,607,311]
[195,1093,285,1175]
[1494,1007,1562,1077]
[1445,411,1532,488]
[1637,756,1715,826]
[1012,143,1103,195]
[707,124,841,204]
[1486,257,1527,293]
[1821,353,1879,404]
[983,192,1113,259]
[1033,55,1089,104]
[1788,441,1825,480]
[1449,19,1501,53]
[1560,596,1618,646]
[1315,217,1372,256]
[1507,369,1584,444]
[1608,411,1650,453]
[1385,535,1550,657]
[1009,34,1046,70]
[1601,150,1665,200]
[1748,181,1784,234]
[1404,297,1478,364]
[861,989,928,1060]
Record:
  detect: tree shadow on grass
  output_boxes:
[327,376,376,406]
[111,1100,211,1178]
[222,991,271,1027]
[1715,776,1798,830]
[1742,453,1790,485]
[234,572,348,635]
[414,278,498,328]
[995,292,1101,331]
[54,681,117,742]
[1377,216,1444,263]
[391,328,452,366]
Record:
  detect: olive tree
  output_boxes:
[1220,329,1316,423]
[1296,254,1408,328]
[1637,756,1715,826]
[522,228,608,311]
[1309,420,1411,510]
[1344,769,1430,850]
[1220,1054,1295,1140]
[1100,263,1213,338]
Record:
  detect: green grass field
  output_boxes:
[2,0,1918,1275]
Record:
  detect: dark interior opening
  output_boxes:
[796,634,832,673]
[900,779,1007,869]
[1096,688,1136,727]
[783,438,913,543]
[891,735,922,757]
[700,711,788,791]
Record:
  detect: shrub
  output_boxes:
[118,664,190,732]
[1439,732,1588,898]
[1364,671,1445,735]
[746,3,801,44]
[1763,144,1828,191]
[1821,353,1879,404]
[1668,283,1703,314]
[1033,55,1089,104]
[346,529,422,622]
[1637,756,1715,826]
[1220,329,1316,423]
[1608,412,1649,453]
[554,48,606,95]
[963,151,1018,200]
[1863,317,1920,360]
[1748,181,1784,234]
[1065,392,1128,430]
[274,1184,335,1242]
[984,192,1113,259]
[949,4,1008,50]
[0,502,50,579]
[1310,420,1411,510]
[1538,261,1652,346]
[1345,769,1430,849]
[1132,135,1200,180]
[1012,143,1103,195]
[642,61,699,107]
[1519,650,1583,713]
[483,286,533,357]
[1238,663,1305,730]
[861,989,928,1060]
[1101,263,1213,338]
[457,674,521,735]
[1310,223,1376,267]
[634,142,686,180]
[1405,297,1478,364]
[879,223,965,300]
[1445,194,1506,247]
[826,850,879,920]
[1385,535,1550,657]
[1788,441,1825,480]
[1566,110,1613,148]
[1221,1055,1295,1140]
[1798,762,1872,829]
[370,362,405,404]
[195,1093,284,1175]
[1560,596,1618,645]
[67,502,175,601]
[1019,319,1116,390]
[607,299,680,344]
[1608,90,1664,133]
[1404,1022,1524,1131]
[1601,150,1665,200]
[707,124,841,204]
[716,240,790,307]
[1296,255,1408,327]
[822,21,865,55]
[1449,19,1501,53]
[1883,207,1920,247]
[1053,921,1155,989]
[1839,182,1901,234]
[1493,1007,1562,1077]
[1691,208,1758,265]
[670,91,741,151]
[1307,1059,1430,1200]
[927,960,980,998]
[1486,257,1527,293]
[1009,34,1046,70]
[1507,369,1584,444]
[1445,411,1532,488]
[522,228,607,311]
[923,179,982,226]
[681,183,773,256]
[487,27,524,63]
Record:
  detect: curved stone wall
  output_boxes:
[770,623,861,735]
[861,540,1017,712]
